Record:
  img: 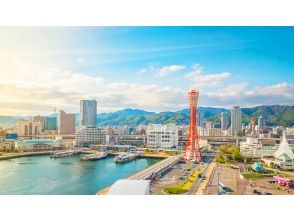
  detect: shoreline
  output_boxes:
[0,152,50,161]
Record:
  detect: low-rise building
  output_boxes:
[240,137,278,158]
[75,127,106,147]
[14,139,64,152]
[147,124,178,149]
[0,138,15,151]
[273,134,294,170]
[91,144,136,153]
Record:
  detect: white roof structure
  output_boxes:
[274,134,294,160]
[107,180,151,195]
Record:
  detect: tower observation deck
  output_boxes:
[183,89,202,162]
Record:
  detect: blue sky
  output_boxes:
[0,27,293,115]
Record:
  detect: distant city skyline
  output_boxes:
[0,27,294,115]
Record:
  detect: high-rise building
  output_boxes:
[44,117,57,130]
[147,124,178,149]
[258,116,265,131]
[16,119,42,136]
[79,99,97,128]
[221,112,228,130]
[197,111,204,128]
[205,121,213,129]
[32,115,45,131]
[58,110,75,135]
[231,106,242,136]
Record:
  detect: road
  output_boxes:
[187,154,215,195]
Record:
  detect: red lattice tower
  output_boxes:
[183,89,202,162]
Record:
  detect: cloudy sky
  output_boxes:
[0,27,293,115]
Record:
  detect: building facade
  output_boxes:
[147,124,178,149]
[197,111,204,128]
[221,112,228,130]
[44,116,57,131]
[231,106,242,136]
[58,110,75,135]
[75,127,106,147]
[16,119,42,136]
[79,99,97,128]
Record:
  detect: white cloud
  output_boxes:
[201,82,294,107]
[184,64,231,88]
[137,68,147,75]
[0,59,104,114]
[184,64,203,78]
[158,65,186,77]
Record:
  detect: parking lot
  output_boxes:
[150,162,200,195]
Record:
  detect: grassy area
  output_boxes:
[163,170,199,194]
[242,173,268,179]
[216,145,243,164]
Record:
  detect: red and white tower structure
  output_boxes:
[183,89,202,162]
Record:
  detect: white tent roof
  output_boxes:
[274,134,294,160]
[107,180,151,195]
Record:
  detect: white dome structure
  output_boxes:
[274,134,294,162]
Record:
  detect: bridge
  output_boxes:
[128,155,181,180]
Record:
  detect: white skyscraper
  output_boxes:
[221,112,228,130]
[197,111,204,128]
[80,99,97,128]
[231,106,242,136]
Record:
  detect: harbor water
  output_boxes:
[0,154,162,195]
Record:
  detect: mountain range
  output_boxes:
[0,105,293,128]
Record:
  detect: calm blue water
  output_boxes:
[0,155,161,195]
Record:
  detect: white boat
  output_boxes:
[81,152,108,161]
[114,153,137,163]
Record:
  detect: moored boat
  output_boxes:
[81,152,108,161]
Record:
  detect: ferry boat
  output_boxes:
[50,150,75,158]
[113,153,137,163]
[80,152,108,161]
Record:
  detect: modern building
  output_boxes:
[75,127,106,147]
[16,119,42,136]
[58,110,75,135]
[91,144,136,153]
[273,134,294,170]
[44,116,57,131]
[221,112,228,130]
[197,111,204,128]
[32,115,45,131]
[257,115,265,132]
[207,128,222,137]
[79,99,97,128]
[106,134,146,146]
[231,106,242,136]
[147,124,178,149]
[205,121,213,129]
[14,139,64,152]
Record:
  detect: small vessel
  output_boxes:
[81,152,108,161]
[50,150,75,158]
[113,153,137,163]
